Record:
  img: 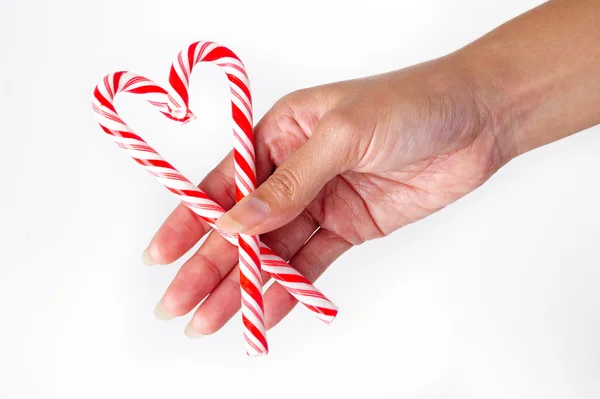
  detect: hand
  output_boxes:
[144,56,504,336]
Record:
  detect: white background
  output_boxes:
[1,0,599,397]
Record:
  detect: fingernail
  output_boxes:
[184,322,204,339]
[141,247,158,266]
[216,197,269,233]
[154,300,175,321]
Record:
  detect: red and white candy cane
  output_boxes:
[171,41,267,355]
[92,41,338,355]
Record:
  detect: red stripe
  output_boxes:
[259,246,276,256]
[127,84,168,95]
[240,273,263,308]
[187,42,199,71]
[178,52,188,82]
[100,125,142,141]
[94,87,116,113]
[261,260,291,269]
[169,66,189,106]
[242,315,268,352]
[268,273,311,284]
[240,255,261,286]
[227,74,251,103]
[287,287,327,299]
[147,100,167,108]
[218,62,247,77]
[104,75,114,99]
[97,107,123,124]
[167,187,186,196]
[134,159,174,169]
[236,178,252,201]
[239,238,261,269]
[234,150,256,187]
[161,112,183,122]
[153,172,187,181]
[197,41,211,60]
[242,297,264,325]
[233,130,255,162]
[179,189,211,199]
[122,75,149,91]
[244,330,264,354]
[304,305,338,318]
[112,71,125,94]
[232,103,254,143]
[202,46,241,62]
[231,88,251,116]
[112,129,144,141]
[244,333,261,354]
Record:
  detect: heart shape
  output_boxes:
[92,41,338,355]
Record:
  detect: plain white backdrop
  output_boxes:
[1,0,599,397]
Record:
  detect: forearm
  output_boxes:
[453,0,600,160]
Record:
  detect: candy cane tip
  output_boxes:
[320,309,339,326]
[169,107,195,123]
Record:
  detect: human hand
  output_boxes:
[144,56,505,336]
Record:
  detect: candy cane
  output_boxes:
[92,42,338,354]
[170,42,267,355]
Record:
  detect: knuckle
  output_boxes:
[267,165,303,203]
[209,168,236,201]
[320,109,354,134]
[261,235,291,261]
[194,253,223,283]
[272,90,305,116]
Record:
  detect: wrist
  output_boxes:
[434,52,518,169]
[446,53,523,168]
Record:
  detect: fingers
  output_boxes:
[158,230,238,317]
[144,152,236,265]
[184,265,241,337]
[184,211,318,336]
[263,228,352,330]
[215,112,355,236]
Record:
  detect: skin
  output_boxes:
[144,0,600,337]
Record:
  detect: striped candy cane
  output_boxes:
[170,42,266,355]
[92,42,338,354]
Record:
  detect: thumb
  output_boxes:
[216,114,353,235]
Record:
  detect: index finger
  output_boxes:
[144,151,237,265]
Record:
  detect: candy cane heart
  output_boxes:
[92,41,339,355]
